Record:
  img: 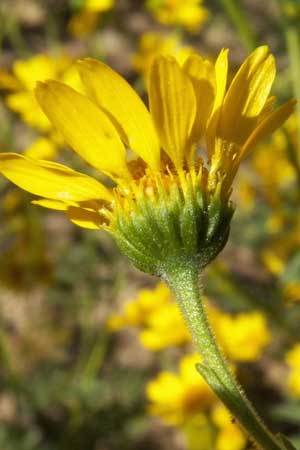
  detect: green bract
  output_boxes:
[112,177,234,277]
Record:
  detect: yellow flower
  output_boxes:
[261,249,285,275]
[250,114,298,207]
[282,282,300,302]
[146,352,246,449]
[68,0,114,37]
[108,283,271,359]
[146,353,215,425]
[0,54,80,132]
[0,47,293,240]
[107,282,171,330]
[0,53,85,160]
[261,215,300,277]
[146,0,209,33]
[182,415,215,450]
[212,311,271,362]
[211,404,246,450]
[286,344,300,368]
[23,137,59,161]
[235,177,256,212]
[285,344,300,397]
[281,0,300,18]
[132,32,194,78]
[140,302,191,350]
[84,0,114,11]
[107,282,190,348]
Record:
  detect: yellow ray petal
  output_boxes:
[259,96,277,120]
[183,55,215,140]
[240,98,296,159]
[32,199,69,210]
[24,137,58,160]
[6,91,51,131]
[12,54,70,90]
[35,80,129,180]
[219,46,276,144]
[66,206,103,229]
[0,153,112,203]
[77,58,160,170]
[148,56,197,169]
[206,49,228,155]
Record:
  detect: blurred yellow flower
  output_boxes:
[132,32,194,78]
[0,54,74,131]
[235,177,256,212]
[212,311,271,361]
[0,47,293,232]
[211,404,246,450]
[107,282,171,330]
[261,216,300,277]
[282,282,300,302]
[261,249,285,276]
[182,415,215,450]
[236,112,299,221]
[108,283,190,349]
[85,0,114,11]
[0,53,83,158]
[147,353,246,449]
[140,302,191,349]
[281,0,300,18]
[285,344,300,397]
[24,137,59,161]
[146,0,209,33]
[68,0,114,37]
[251,115,298,207]
[146,353,215,425]
[108,283,271,360]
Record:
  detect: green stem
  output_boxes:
[217,0,257,52]
[165,260,285,450]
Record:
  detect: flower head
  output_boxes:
[211,404,246,450]
[212,311,270,361]
[0,53,84,159]
[0,47,294,275]
[146,353,246,449]
[146,353,215,424]
[68,0,114,37]
[132,32,194,78]
[146,0,209,33]
[108,282,271,360]
[285,344,300,397]
[0,53,81,131]
[107,282,171,330]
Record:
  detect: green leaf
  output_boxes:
[271,402,300,424]
[278,434,299,450]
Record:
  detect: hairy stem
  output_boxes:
[165,260,285,450]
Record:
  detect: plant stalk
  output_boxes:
[165,260,285,450]
[217,0,257,52]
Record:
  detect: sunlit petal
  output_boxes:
[219,46,276,144]
[183,55,215,140]
[241,99,296,159]
[0,153,112,203]
[77,58,160,170]
[35,80,129,179]
[206,49,228,155]
[148,56,197,169]
[66,206,104,229]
